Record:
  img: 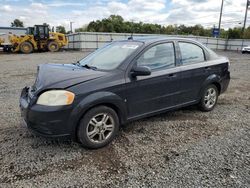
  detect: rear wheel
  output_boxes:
[48,41,59,52]
[77,106,120,149]
[20,42,33,54]
[199,84,218,111]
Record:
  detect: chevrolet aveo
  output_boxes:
[20,37,230,148]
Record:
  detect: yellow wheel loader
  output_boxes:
[0,35,8,52]
[0,38,4,45]
[7,24,68,54]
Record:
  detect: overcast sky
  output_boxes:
[0,0,248,31]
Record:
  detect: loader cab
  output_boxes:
[26,27,34,35]
[33,25,49,41]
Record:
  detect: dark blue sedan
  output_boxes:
[20,37,230,148]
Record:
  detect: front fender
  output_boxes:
[68,91,127,139]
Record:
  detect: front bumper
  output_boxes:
[20,87,72,138]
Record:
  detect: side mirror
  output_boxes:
[131,66,151,77]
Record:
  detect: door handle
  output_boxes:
[204,67,211,70]
[168,73,176,78]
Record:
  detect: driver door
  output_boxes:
[125,42,182,119]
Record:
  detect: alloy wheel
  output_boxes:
[204,88,217,109]
[86,113,115,143]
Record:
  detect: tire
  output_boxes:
[48,41,59,52]
[3,46,9,52]
[77,106,120,149]
[199,84,218,112]
[20,42,33,54]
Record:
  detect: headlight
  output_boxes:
[37,90,75,106]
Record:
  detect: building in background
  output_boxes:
[0,27,27,44]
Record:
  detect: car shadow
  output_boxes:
[121,104,201,132]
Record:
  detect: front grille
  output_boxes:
[28,87,34,99]
[27,86,37,104]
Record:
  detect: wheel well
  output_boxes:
[97,103,123,123]
[211,82,221,95]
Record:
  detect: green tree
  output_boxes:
[56,25,66,34]
[109,15,124,32]
[74,15,249,39]
[163,25,176,35]
[11,19,24,27]
[243,26,250,39]
[191,24,205,36]
[228,27,242,39]
[75,25,88,33]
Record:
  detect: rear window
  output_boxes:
[179,42,205,65]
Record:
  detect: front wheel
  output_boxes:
[77,106,119,149]
[47,41,59,52]
[199,84,218,111]
[20,42,33,54]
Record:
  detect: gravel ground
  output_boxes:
[0,50,249,187]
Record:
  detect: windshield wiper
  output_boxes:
[72,61,81,66]
[72,61,97,70]
[81,64,97,70]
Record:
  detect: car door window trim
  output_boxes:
[136,57,228,80]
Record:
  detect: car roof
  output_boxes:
[123,36,198,45]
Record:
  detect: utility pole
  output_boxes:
[242,0,250,33]
[70,21,74,33]
[218,0,224,37]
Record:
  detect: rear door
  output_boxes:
[125,41,182,119]
[177,41,210,103]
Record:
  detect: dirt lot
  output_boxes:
[0,51,249,187]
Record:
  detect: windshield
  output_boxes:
[79,41,142,70]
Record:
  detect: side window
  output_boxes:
[179,42,205,65]
[45,27,49,35]
[137,43,175,70]
[39,27,44,34]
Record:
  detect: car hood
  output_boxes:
[34,63,107,92]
